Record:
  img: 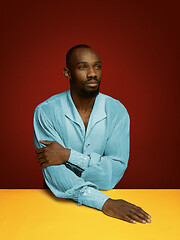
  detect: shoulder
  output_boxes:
[34,90,68,115]
[100,92,129,119]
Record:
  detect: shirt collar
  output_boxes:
[65,89,107,136]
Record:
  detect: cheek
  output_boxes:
[70,73,86,87]
[97,70,102,79]
[74,71,86,81]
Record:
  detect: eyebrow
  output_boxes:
[77,61,101,65]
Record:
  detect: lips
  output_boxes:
[86,80,99,87]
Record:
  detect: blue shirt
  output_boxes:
[33,89,130,210]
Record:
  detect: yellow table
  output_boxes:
[0,189,179,240]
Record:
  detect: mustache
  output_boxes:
[86,77,100,83]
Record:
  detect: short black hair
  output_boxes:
[66,44,92,68]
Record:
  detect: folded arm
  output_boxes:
[35,106,130,190]
[33,107,109,210]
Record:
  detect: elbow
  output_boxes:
[100,185,112,191]
[100,177,117,191]
[81,162,128,191]
[101,163,128,191]
[97,171,115,191]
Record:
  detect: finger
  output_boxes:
[41,162,50,168]
[131,208,151,222]
[134,206,151,219]
[123,216,136,224]
[128,212,146,224]
[128,202,151,218]
[36,153,44,159]
[36,147,46,154]
[39,158,47,165]
[40,140,54,145]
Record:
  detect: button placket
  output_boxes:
[86,143,90,148]
[83,138,91,153]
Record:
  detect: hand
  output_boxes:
[36,140,71,168]
[102,198,151,224]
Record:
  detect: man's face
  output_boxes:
[67,48,102,98]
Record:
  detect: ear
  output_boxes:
[63,67,71,80]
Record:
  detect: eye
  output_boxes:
[79,65,86,69]
[95,65,101,69]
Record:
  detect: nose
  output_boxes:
[87,66,96,78]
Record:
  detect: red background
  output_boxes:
[0,0,179,189]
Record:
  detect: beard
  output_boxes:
[80,78,101,98]
[70,78,101,98]
[81,85,100,98]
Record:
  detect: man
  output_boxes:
[34,44,151,224]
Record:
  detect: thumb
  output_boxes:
[40,140,54,145]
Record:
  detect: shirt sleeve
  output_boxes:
[33,107,109,210]
[68,110,130,190]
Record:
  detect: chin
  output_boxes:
[82,88,100,98]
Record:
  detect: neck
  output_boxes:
[70,88,97,112]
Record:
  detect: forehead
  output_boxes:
[70,48,101,66]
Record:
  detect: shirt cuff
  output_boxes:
[68,149,101,171]
[68,149,90,170]
[78,186,110,210]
